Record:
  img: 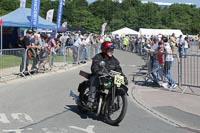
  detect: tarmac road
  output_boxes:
[0,49,196,133]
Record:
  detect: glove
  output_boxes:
[124,78,128,85]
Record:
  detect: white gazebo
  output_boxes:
[112,27,139,36]
[139,28,183,37]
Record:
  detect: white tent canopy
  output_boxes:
[112,27,139,36]
[139,28,183,37]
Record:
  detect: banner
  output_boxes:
[20,0,26,8]
[31,0,41,28]
[101,22,107,35]
[46,9,54,22]
[56,0,65,29]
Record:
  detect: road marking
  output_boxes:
[42,127,68,133]
[120,64,136,67]
[0,113,33,124]
[2,126,95,133]
[11,113,33,122]
[69,125,95,133]
[2,129,24,133]
[0,113,10,123]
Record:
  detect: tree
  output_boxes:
[1,0,200,34]
[0,0,19,15]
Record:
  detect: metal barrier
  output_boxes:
[1,46,200,94]
[189,41,200,55]
[179,55,200,94]
[43,44,98,71]
[50,46,74,71]
[133,50,200,94]
[170,54,180,86]
[0,45,99,82]
[0,48,25,82]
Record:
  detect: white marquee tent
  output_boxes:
[139,28,183,37]
[112,27,139,36]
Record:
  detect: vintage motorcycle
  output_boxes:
[70,61,128,125]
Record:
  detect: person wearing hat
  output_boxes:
[19,29,33,73]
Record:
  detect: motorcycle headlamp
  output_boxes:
[102,79,112,89]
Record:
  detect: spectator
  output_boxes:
[170,33,177,53]
[91,34,100,55]
[177,35,184,58]
[38,33,49,71]
[79,34,89,62]
[104,35,111,42]
[198,35,200,49]
[122,35,129,51]
[59,33,68,55]
[162,37,177,89]
[157,41,164,81]
[134,37,139,53]
[129,36,135,52]
[20,29,32,73]
[48,34,61,67]
[66,34,74,46]
[146,39,160,86]
[183,37,189,58]
[74,30,81,41]
[30,33,41,71]
[72,35,84,63]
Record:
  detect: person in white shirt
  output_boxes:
[72,35,84,63]
[183,37,189,57]
[79,34,89,62]
[162,36,177,89]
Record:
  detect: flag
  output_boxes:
[31,0,41,28]
[20,0,26,8]
[56,0,64,29]
[101,22,107,35]
[46,9,54,22]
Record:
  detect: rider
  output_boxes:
[88,41,128,108]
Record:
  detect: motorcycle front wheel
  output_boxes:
[104,92,127,125]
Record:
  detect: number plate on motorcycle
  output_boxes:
[114,75,124,85]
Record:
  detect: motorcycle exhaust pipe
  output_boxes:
[69,90,79,102]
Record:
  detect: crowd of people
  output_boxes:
[18,30,61,73]
[17,29,199,89]
[18,30,107,74]
[111,33,199,89]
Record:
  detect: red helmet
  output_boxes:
[101,41,114,53]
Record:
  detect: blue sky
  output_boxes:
[87,0,200,7]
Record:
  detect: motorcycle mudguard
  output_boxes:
[116,85,129,96]
[78,80,90,93]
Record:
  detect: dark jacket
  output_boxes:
[91,53,126,78]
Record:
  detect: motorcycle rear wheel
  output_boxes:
[104,93,127,125]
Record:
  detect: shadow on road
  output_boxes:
[65,105,106,124]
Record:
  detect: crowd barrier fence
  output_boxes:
[1,46,200,95]
[0,48,25,82]
[0,44,99,82]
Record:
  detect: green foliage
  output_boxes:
[1,0,200,34]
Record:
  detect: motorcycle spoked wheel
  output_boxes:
[78,87,90,114]
[104,93,127,125]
